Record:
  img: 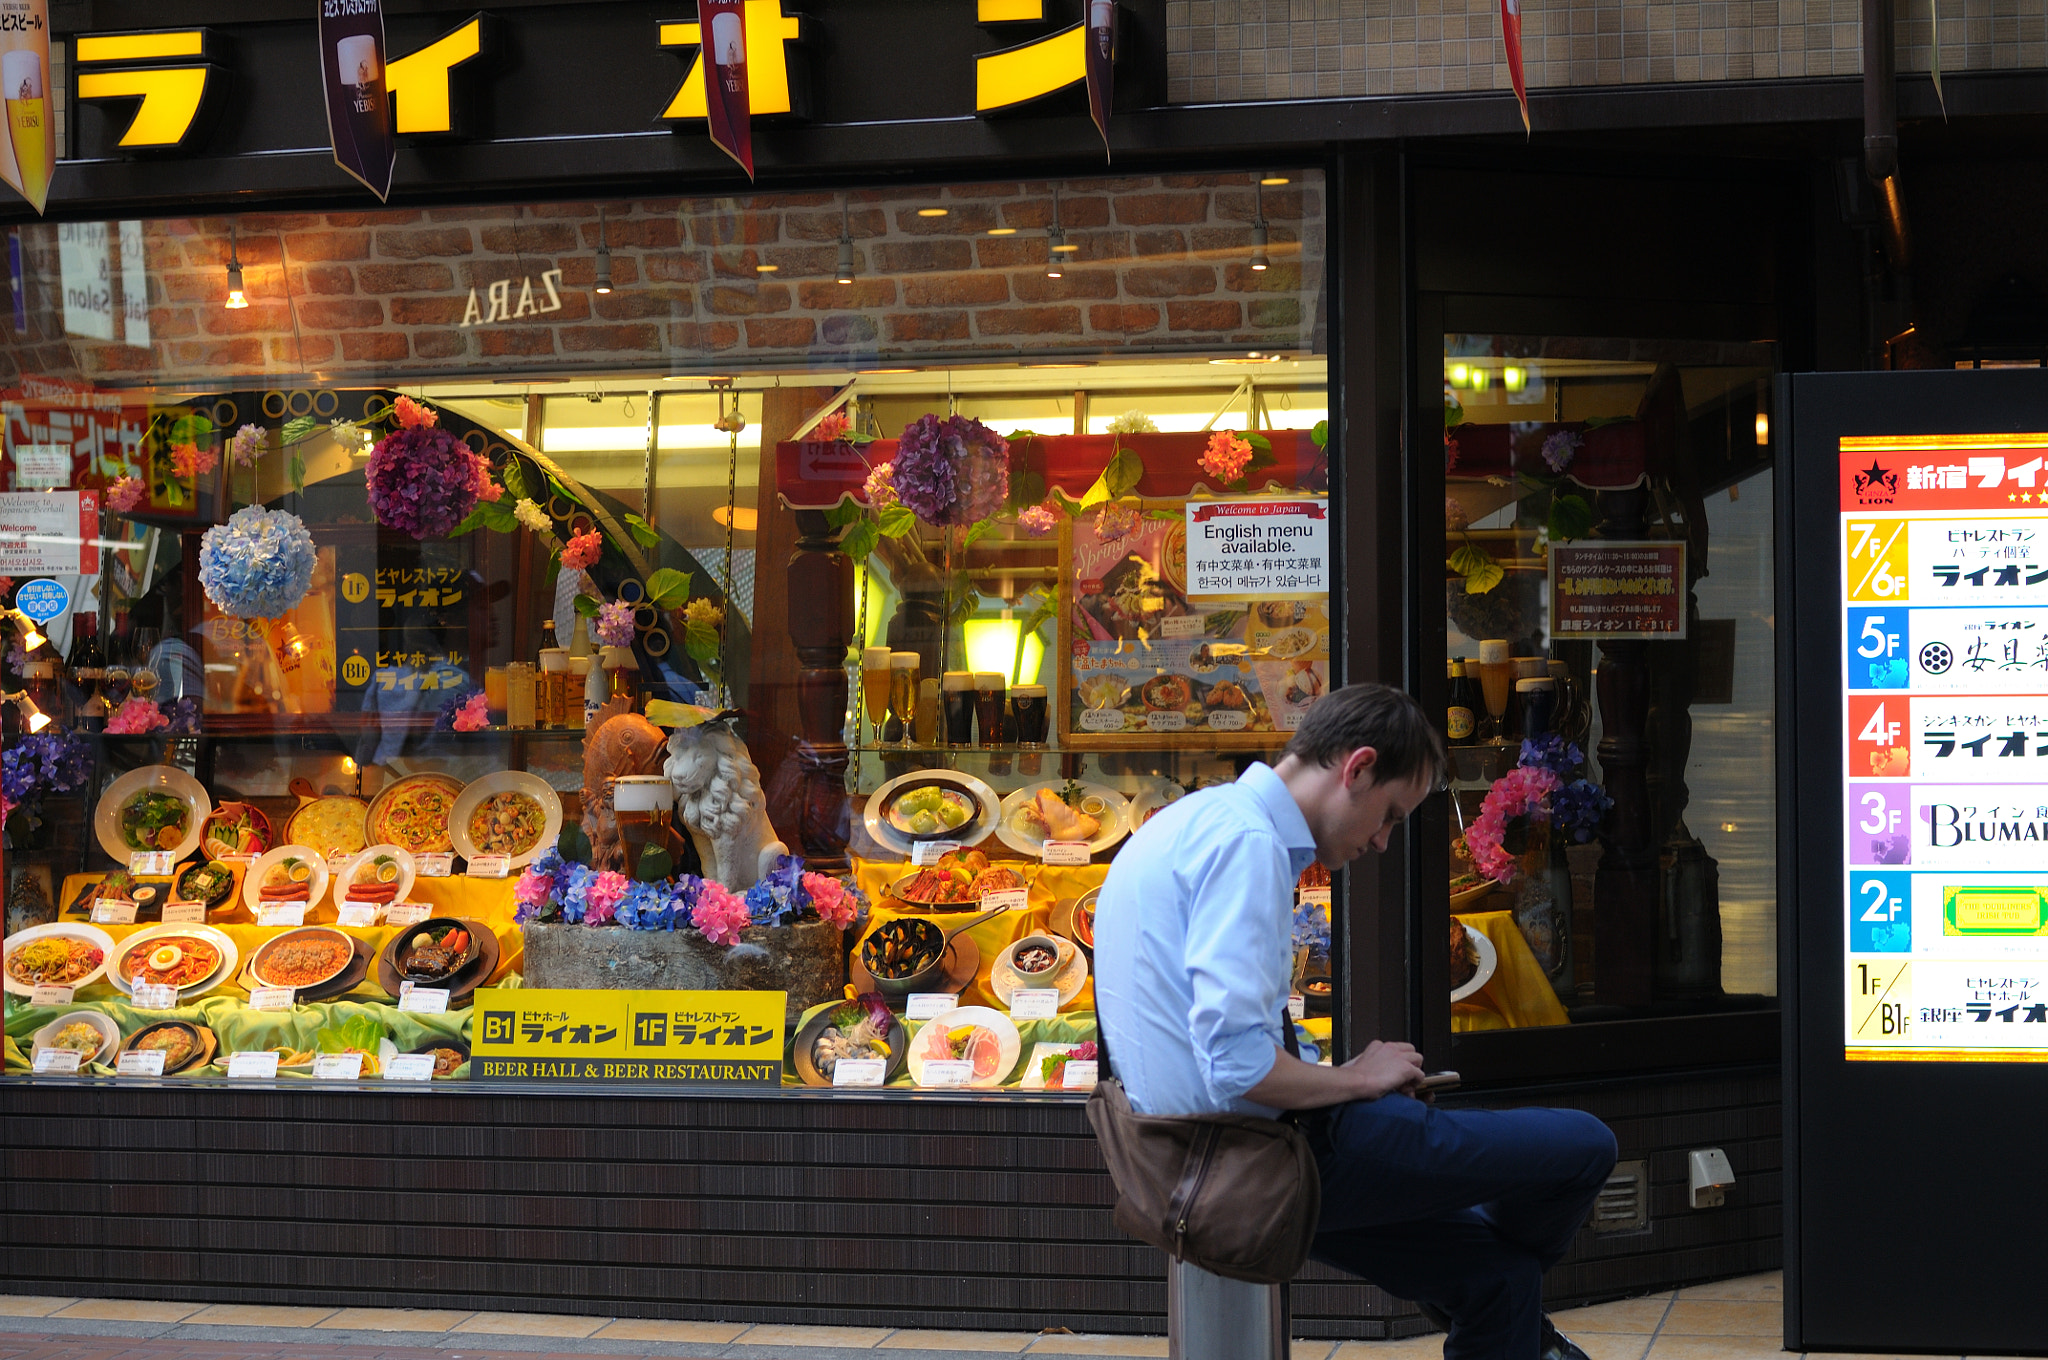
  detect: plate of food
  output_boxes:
[1449,918,1499,1002]
[365,773,465,856]
[862,769,999,858]
[990,934,1089,1009]
[31,1011,119,1066]
[107,924,238,999]
[791,991,907,1087]
[173,861,239,913]
[1139,673,1194,713]
[118,1019,215,1075]
[200,802,272,859]
[3,922,115,996]
[95,765,210,863]
[243,845,330,913]
[284,789,370,862]
[1127,779,1188,832]
[1264,626,1319,660]
[994,779,1129,857]
[408,1040,470,1079]
[1019,1039,1099,1090]
[449,772,562,868]
[886,848,1024,911]
[1449,871,1495,912]
[390,918,481,984]
[882,777,982,843]
[906,1005,1021,1089]
[247,926,358,992]
[332,844,414,910]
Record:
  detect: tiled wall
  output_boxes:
[1166,0,2048,99]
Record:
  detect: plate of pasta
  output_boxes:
[448,771,562,868]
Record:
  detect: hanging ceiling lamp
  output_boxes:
[224,226,248,309]
[594,206,614,295]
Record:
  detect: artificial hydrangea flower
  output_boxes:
[170,443,216,479]
[197,506,319,619]
[451,691,490,732]
[1017,502,1060,537]
[596,600,636,647]
[330,421,366,455]
[394,395,438,429]
[890,414,1009,526]
[1107,410,1159,434]
[229,423,265,468]
[1466,764,1563,883]
[163,696,202,735]
[583,870,628,926]
[1094,500,1141,543]
[1199,430,1254,484]
[684,598,724,629]
[804,873,856,929]
[514,498,553,535]
[1540,429,1582,474]
[863,460,898,509]
[106,476,144,513]
[105,697,168,734]
[560,530,603,572]
[366,423,488,540]
[815,410,851,441]
[691,881,751,946]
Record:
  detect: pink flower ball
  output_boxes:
[560,530,603,572]
[452,692,491,732]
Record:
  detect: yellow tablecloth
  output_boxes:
[1451,909,1570,1031]
[851,858,1107,1012]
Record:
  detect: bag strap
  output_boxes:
[1095,991,1298,1085]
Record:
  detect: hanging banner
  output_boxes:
[700,0,754,178]
[0,1,51,214]
[1086,0,1115,158]
[1499,0,1529,135]
[320,0,395,201]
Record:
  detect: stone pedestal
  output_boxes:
[521,920,846,1034]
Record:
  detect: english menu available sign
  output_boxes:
[1840,433,2048,1061]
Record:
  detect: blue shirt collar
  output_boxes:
[1239,762,1320,880]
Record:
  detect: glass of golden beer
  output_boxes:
[888,652,921,744]
[612,775,674,877]
[3,50,48,212]
[861,645,891,744]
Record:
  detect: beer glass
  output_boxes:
[1011,684,1049,745]
[612,775,674,877]
[2,50,47,212]
[1476,639,1512,742]
[941,671,975,746]
[861,645,891,743]
[888,652,921,743]
[974,671,1006,747]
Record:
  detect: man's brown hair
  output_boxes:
[1281,682,1448,788]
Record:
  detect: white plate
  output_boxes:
[1449,923,1499,1003]
[32,1010,119,1065]
[990,936,1089,1009]
[105,923,239,1000]
[2,922,117,997]
[242,845,330,916]
[1126,779,1189,834]
[994,779,1130,857]
[331,844,416,908]
[862,769,1000,859]
[1019,1041,1096,1090]
[905,1005,1022,1089]
[95,765,210,864]
[449,771,563,869]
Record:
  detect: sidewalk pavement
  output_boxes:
[0,1273,2022,1360]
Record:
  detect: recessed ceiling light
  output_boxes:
[1025,362,1094,369]
[987,227,1017,235]
[755,263,779,272]
[917,208,948,217]
[860,367,917,374]
[1209,353,1284,365]
[1051,241,1079,253]
[1261,175,1290,185]
[711,505,760,531]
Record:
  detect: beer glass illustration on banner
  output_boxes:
[2,48,48,213]
[337,34,383,131]
[1090,0,1115,57]
[712,11,746,87]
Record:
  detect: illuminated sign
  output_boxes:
[385,14,492,137]
[976,21,1088,111]
[1841,433,2048,1061]
[73,28,220,149]
[471,987,785,1083]
[658,2,808,121]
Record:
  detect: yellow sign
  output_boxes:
[976,23,1087,112]
[1845,518,1909,602]
[1849,959,1912,1042]
[659,2,805,120]
[385,16,488,137]
[1943,886,2048,935]
[74,29,217,149]
[471,987,785,1084]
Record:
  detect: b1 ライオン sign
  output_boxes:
[470,988,784,1083]
[1183,497,1329,602]
[1839,434,2048,1062]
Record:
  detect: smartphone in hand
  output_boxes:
[1417,1070,1461,1092]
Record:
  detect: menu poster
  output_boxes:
[0,488,95,575]
[1839,434,2048,1062]
[1059,503,1328,747]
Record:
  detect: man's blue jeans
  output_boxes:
[1305,1095,1617,1360]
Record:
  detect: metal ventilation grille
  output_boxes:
[1592,1158,1650,1234]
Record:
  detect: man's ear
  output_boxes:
[1340,746,1380,791]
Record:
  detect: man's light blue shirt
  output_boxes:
[1094,763,1319,1118]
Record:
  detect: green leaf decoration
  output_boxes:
[555,822,591,865]
[825,500,863,529]
[685,618,721,663]
[624,513,661,549]
[839,516,880,564]
[1445,395,1465,429]
[877,505,918,538]
[646,567,693,608]
[1463,559,1505,594]
[501,458,531,503]
[962,519,995,551]
[448,507,489,538]
[281,416,316,445]
[1244,432,1273,455]
[573,593,602,617]
[1548,493,1594,543]
[1145,509,1180,521]
[288,451,306,495]
[634,846,674,882]
[314,1012,386,1056]
[1447,544,1492,576]
[1009,469,1047,512]
[1102,443,1145,499]
[1312,420,1329,450]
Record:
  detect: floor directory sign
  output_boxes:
[1840,432,2048,1061]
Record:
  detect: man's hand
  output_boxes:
[1340,1040,1425,1101]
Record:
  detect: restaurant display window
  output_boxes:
[0,169,1332,1093]
[1439,336,1779,1037]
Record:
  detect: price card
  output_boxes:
[32,1048,81,1075]
[117,1050,166,1077]
[28,984,72,1007]
[906,992,958,1020]
[1041,840,1091,866]
[1079,708,1125,733]
[1061,1059,1099,1090]
[832,1058,887,1088]
[128,851,175,877]
[226,1050,280,1079]
[247,987,294,1012]
[130,982,179,1010]
[90,899,137,925]
[920,1059,972,1088]
[1146,710,1188,733]
[399,987,449,1014]
[1298,887,1333,910]
[1288,993,1306,1021]
[160,901,207,924]
[1207,710,1248,732]
[1159,613,1207,639]
[981,887,1029,913]
[335,902,380,928]
[256,903,306,927]
[384,902,431,927]
[415,853,453,878]
[383,1053,434,1082]
[1008,988,1060,1020]
[910,840,961,867]
[1279,710,1306,732]
[312,1052,363,1081]
[466,854,511,879]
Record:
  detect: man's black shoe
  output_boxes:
[1539,1314,1593,1360]
[1416,1301,1454,1331]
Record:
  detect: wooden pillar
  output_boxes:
[1593,483,1658,1007]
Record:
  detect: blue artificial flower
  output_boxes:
[1552,778,1614,843]
[559,863,596,924]
[198,506,318,619]
[434,685,484,732]
[164,696,202,735]
[1518,733,1584,781]
[1292,896,1332,955]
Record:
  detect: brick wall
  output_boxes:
[1167,0,2043,99]
[4,172,1324,391]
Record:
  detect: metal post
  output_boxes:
[1166,1260,1288,1360]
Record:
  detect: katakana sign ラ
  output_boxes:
[469,988,785,1084]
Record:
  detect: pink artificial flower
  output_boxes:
[863,460,898,509]
[583,870,628,926]
[106,476,145,513]
[1094,501,1140,543]
[0,577,13,600]
[514,866,556,907]
[229,423,265,468]
[1017,502,1060,537]
[1465,765,1562,884]
[804,873,855,929]
[105,696,168,734]
[394,395,438,429]
[170,443,217,479]
[560,530,603,572]
[692,881,752,946]
[1199,430,1254,484]
[470,450,503,502]
[452,691,490,732]
[815,411,851,442]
